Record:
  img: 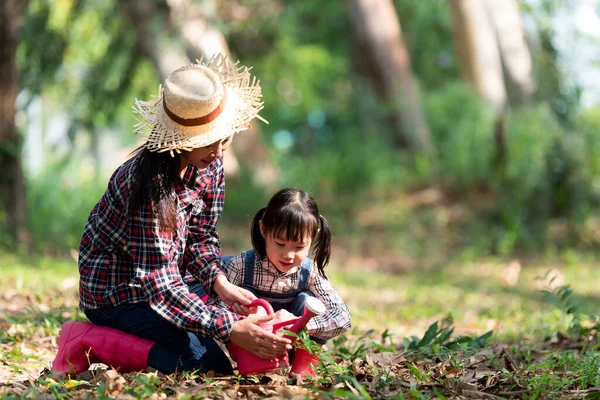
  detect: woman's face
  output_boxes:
[180,135,234,171]
[260,221,312,273]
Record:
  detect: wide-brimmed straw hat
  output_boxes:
[133,53,267,155]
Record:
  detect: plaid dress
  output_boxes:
[78,154,239,342]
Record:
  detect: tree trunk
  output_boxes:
[449,0,535,111]
[0,0,29,245]
[450,0,535,176]
[449,0,507,114]
[348,0,432,152]
[484,0,535,106]
[119,1,189,82]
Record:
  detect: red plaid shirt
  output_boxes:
[78,154,240,342]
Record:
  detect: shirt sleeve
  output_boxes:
[305,269,352,342]
[141,260,241,342]
[205,254,244,310]
[129,201,240,341]
[182,162,226,294]
[128,162,239,342]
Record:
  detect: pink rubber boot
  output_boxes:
[289,347,319,378]
[52,321,155,375]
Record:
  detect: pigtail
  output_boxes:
[312,214,331,279]
[251,207,267,259]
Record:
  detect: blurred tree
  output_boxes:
[393,1,459,91]
[449,0,535,174]
[348,0,432,152]
[19,0,148,172]
[0,0,29,245]
[449,0,535,114]
[17,0,276,186]
[521,0,582,127]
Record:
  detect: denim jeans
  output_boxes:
[85,288,232,375]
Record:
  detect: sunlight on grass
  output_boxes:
[1,251,599,398]
[0,253,81,343]
[0,253,78,292]
[1,250,598,348]
[328,250,600,343]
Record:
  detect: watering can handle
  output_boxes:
[247,298,275,315]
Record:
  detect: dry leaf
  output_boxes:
[101,369,126,396]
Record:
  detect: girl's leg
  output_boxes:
[286,291,326,345]
[85,304,232,375]
[287,291,313,317]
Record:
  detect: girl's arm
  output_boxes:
[305,267,352,341]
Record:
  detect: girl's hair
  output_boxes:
[126,145,180,234]
[251,188,331,278]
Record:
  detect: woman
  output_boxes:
[52,54,291,376]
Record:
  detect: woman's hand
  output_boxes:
[229,314,292,359]
[213,275,256,312]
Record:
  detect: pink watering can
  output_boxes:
[227,297,326,375]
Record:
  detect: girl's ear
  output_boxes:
[259,220,266,239]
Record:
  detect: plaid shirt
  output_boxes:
[78,154,240,342]
[208,251,352,341]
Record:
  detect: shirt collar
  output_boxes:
[181,160,216,190]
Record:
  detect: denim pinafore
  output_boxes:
[240,249,314,314]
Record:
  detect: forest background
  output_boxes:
[2,0,600,398]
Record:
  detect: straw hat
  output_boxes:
[133,53,267,155]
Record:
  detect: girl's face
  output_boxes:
[179,135,233,173]
[260,221,312,273]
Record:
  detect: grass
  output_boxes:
[1,247,600,398]
[328,250,600,341]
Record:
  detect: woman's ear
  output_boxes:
[259,220,266,239]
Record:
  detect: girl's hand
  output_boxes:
[230,302,259,316]
[213,275,256,308]
[229,314,292,359]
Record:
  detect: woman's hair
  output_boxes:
[126,146,180,234]
[251,188,331,278]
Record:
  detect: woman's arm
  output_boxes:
[182,161,255,308]
[182,160,227,295]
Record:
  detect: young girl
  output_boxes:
[210,188,352,347]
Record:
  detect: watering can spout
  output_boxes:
[287,297,326,336]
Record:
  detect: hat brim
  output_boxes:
[133,54,266,154]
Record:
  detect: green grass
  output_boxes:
[328,250,600,342]
[1,248,600,398]
[2,248,600,343]
[0,253,83,348]
[524,351,600,399]
[0,253,78,291]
